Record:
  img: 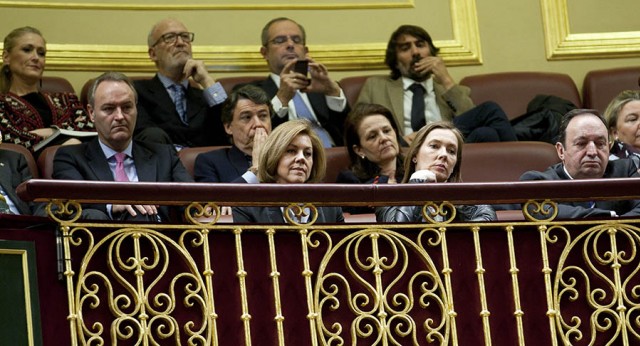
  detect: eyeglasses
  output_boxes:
[268,35,304,46]
[152,32,195,46]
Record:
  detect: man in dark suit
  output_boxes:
[520,109,640,219]
[194,85,272,183]
[358,25,515,144]
[0,148,37,215]
[53,72,193,222]
[134,18,228,148]
[248,17,349,147]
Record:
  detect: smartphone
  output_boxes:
[294,59,309,77]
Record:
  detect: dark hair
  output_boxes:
[402,121,464,183]
[88,72,138,108]
[221,85,273,126]
[260,17,306,47]
[385,25,439,80]
[1,26,45,93]
[557,109,606,146]
[344,103,404,181]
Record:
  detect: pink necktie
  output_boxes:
[114,152,129,182]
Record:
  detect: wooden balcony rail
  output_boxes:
[12,178,640,346]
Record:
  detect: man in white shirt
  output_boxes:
[246,17,350,147]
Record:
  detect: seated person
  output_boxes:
[194,85,272,183]
[1,26,94,154]
[53,72,193,222]
[376,121,496,223]
[233,119,344,223]
[247,17,349,147]
[520,109,640,219]
[134,18,228,148]
[337,103,406,214]
[358,24,516,144]
[0,142,42,215]
[604,90,640,166]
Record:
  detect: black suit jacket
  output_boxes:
[233,205,344,224]
[246,77,349,146]
[134,75,227,147]
[0,149,35,215]
[53,138,194,221]
[194,145,250,183]
[520,160,640,219]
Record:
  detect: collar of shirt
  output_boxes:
[157,73,189,91]
[98,140,134,160]
[402,76,434,93]
[561,164,574,180]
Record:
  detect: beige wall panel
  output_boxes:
[568,0,637,33]
[1,0,637,95]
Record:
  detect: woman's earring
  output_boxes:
[412,158,417,163]
[360,155,366,159]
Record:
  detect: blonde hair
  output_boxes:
[604,90,640,137]
[257,120,326,183]
[1,26,45,93]
[401,121,464,183]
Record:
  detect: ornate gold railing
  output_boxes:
[17,178,640,345]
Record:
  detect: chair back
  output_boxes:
[0,143,39,178]
[461,141,560,182]
[582,66,640,113]
[460,72,581,121]
[178,146,229,178]
[41,76,75,94]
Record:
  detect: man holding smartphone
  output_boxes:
[247,17,349,147]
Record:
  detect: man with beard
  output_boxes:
[358,25,516,144]
[246,17,349,147]
[135,18,228,148]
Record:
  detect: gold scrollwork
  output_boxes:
[422,201,456,224]
[313,228,449,345]
[185,202,221,225]
[47,199,82,223]
[284,203,319,226]
[523,199,558,222]
[548,223,640,345]
[70,227,213,345]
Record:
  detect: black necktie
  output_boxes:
[409,83,426,132]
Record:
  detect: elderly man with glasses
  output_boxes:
[242,17,350,147]
[134,18,228,149]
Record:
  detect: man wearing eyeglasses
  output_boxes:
[246,17,349,147]
[134,18,228,149]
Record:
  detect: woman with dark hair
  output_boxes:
[233,119,344,224]
[338,103,406,185]
[376,121,496,222]
[336,103,406,214]
[1,26,93,153]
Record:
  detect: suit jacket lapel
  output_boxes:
[86,139,117,181]
[387,78,405,132]
[229,146,250,176]
[132,143,156,182]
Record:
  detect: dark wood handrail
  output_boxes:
[17,178,640,206]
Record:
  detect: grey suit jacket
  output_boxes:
[520,160,640,219]
[53,138,193,221]
[356,75,474,135]
[0,149,34,215]
[233,205,345,224]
